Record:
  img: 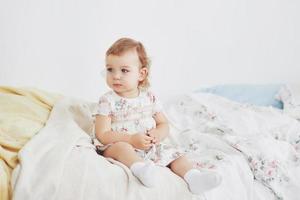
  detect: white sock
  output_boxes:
[130,161,157,187]
[184,169,222,195]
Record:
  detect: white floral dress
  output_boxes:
[94,90,184,166]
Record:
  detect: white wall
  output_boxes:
[1,0,299,101]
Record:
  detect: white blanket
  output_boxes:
[11,98,195,200]
[164,93,300,200]
[12,93,300,200]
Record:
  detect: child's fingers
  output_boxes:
[144,140,151,144]
[147,132,155,137]
[143,143,152,150]
[152,138,157,144]
[145,143,152,147]
[144,135,153,141]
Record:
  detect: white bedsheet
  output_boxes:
[11,93,300,200]
[11,98,195,200]
[164,93,300,200]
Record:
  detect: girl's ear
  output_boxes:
[139,67,148,81]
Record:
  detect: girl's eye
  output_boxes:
[121,69,129,73]
[106,68,112,72]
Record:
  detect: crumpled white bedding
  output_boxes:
[11,98,195,200]
[11,92,300,200]
[164,93,300,200]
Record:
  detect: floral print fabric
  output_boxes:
[163,93,300,200]
[95,90,184,166]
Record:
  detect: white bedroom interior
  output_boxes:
[2,1,300,200]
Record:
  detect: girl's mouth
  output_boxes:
[113,84,122,87]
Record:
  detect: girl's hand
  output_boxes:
[146,129,160,145]
[129,133,153,150]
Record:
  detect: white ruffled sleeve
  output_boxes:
[147,91,163,115]
[95,95,112,116]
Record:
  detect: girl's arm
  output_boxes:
[95,115,131,145]
[95,115,153,149]
[147,112,169,143]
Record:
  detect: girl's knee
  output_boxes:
[103,142,135,161]
[173,155,188,164]
[104,142,134,156]
[170,156,190,171]
[112,142,134,150]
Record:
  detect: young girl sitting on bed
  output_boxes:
[94,37,222,195]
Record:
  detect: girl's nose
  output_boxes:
[112,71,121,79]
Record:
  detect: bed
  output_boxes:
[1,84,300,200]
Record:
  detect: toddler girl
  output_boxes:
[94,38,222,195]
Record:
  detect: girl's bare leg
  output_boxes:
[103,141,142,167]
[169,155,222,195]
[169,155,193,178]
[103,141,157,187]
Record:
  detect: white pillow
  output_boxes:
[276,84,300,121]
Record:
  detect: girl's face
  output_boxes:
[105,49,148,98]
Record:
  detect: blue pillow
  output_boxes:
[195,84,283,109]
